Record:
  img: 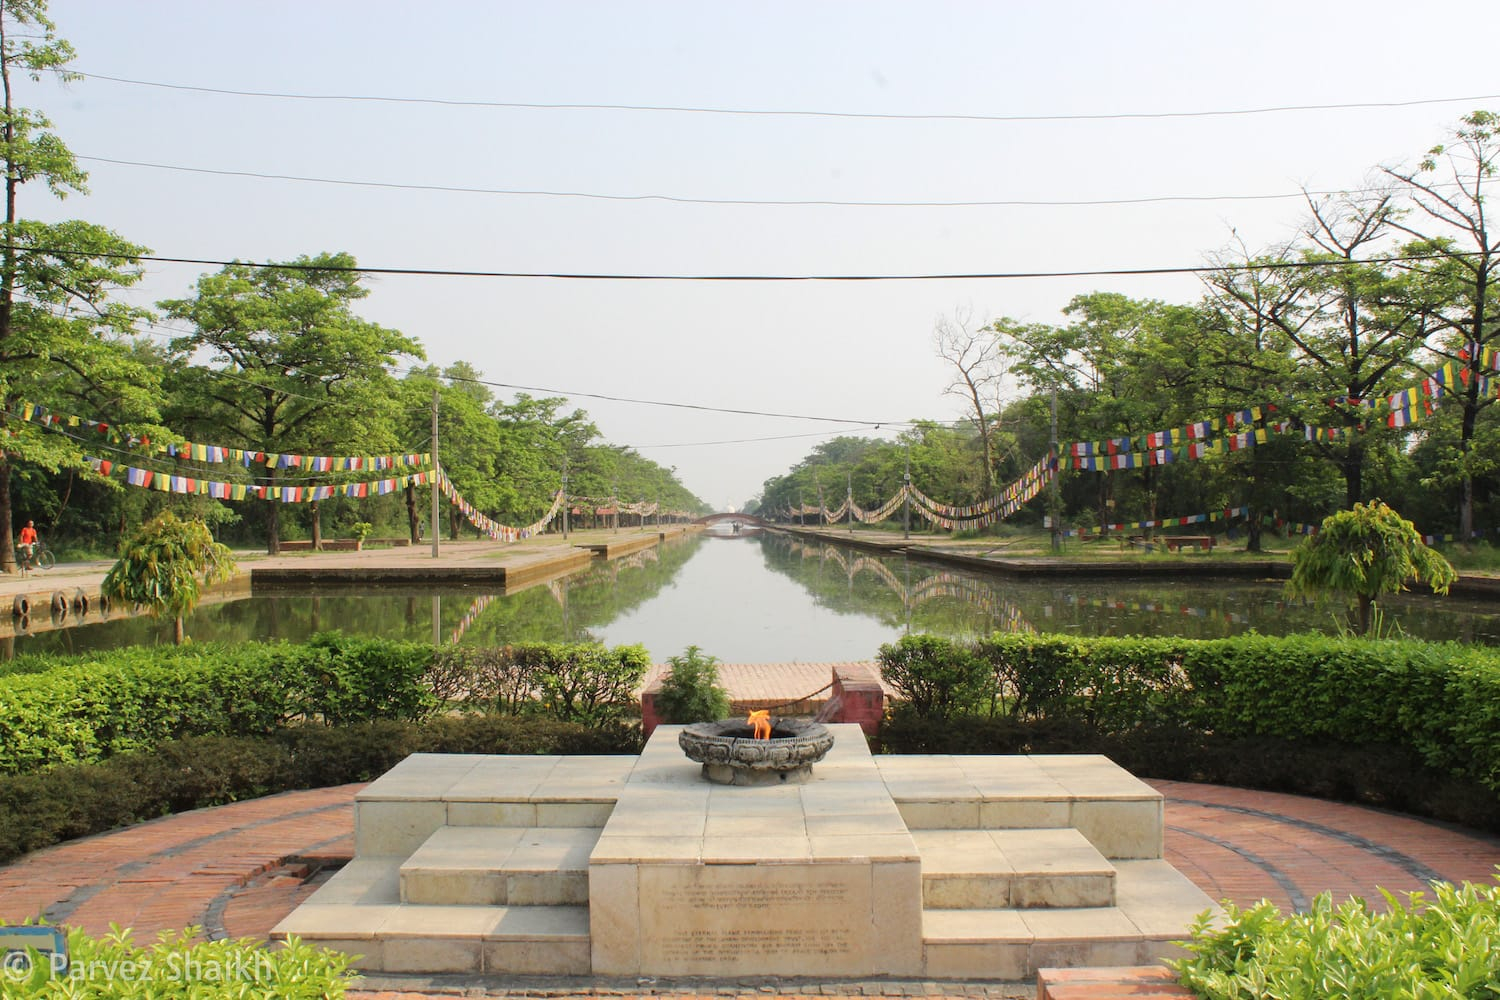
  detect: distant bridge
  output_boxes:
[695,513,773,528]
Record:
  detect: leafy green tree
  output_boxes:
[1003,293,1213,530]
[399,364,502,541]
[1287,500,1457,635]
[1384,111,1500,543]
[1201,241,1337,550]
[101,511,237,644]
[0,1,163,571]
[159,253,423,554]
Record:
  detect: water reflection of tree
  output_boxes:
[756,534,1500,644]
[449,536,702,647]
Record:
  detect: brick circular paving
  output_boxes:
[1,779,1495,998]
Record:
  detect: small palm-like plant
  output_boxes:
[102,512,237,644]
[1287,500,1457,636]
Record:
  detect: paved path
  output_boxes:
[1,778,1495,998]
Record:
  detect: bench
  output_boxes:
[1162,535,1215,552]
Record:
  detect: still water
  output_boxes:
[10,531,1500,660]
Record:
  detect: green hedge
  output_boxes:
[0,635,656,777]
[0,715,640,865]
[976,632,1500,795]
[0,634,436,775]
[879,633,1500,802]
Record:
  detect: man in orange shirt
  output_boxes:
[17,520,37,568]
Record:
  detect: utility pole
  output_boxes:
[611,480,618,533]
[902,443,911,540]
[561,455,570,539]
[798,489,804,527]
[430,389,440,559]
[847,472,854,534]
[1049,389,1061,553]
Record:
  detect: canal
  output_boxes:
[9,530,1500,660]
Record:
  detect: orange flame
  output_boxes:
[746,709,771,740]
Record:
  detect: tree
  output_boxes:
[160,253,423,554]
[399,364,502,542]
[0,1,163,571]
[1003,293,1212,531]
[1286,500,1456,636]
[935,307,1007,494]
[1383,111,1500,544]
[1201,237,1329,551]
[101,511,237,644]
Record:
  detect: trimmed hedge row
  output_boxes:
[879,632,1500,798]
[0,715,640,865]
[0,636,654,777]
[0,634,435,775]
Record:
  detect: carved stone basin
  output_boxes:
[678,718,835,786]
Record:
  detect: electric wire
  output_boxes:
[76,154,1415,209]
[62,70,1500,124]
[13,245,1485,283]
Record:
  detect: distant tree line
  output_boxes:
[755,112,1500,547]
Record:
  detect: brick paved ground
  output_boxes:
[2,776,1495,998]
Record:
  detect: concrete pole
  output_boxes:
[847,472,854,533]
[562,455,570,539]
[903,444,911,540]
[430,390,440,559]
[1050,389,1061,553]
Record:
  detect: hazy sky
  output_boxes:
[21,1,1500,510]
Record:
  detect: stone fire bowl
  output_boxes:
[678,719,835,786]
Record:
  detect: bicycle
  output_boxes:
[18,541,55,574]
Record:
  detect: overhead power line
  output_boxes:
[76,154,1407,209]
[64,70,1500,123]
[18,245,1484,283]
[422,367,903,427]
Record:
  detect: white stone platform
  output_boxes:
[272,725,1215,980]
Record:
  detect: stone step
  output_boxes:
[919,860,1215,980]
[913,828,1115,909]
[400,826,599,906]
[1037,965,1193,1000]
[270,857,591,975]
[877,754,1165,860]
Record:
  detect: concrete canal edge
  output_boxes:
[779,526,1500,598]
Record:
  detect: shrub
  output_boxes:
[422,645,543,715]
[1173,878,1500,999]
[0,923,353,996]
[1287,500,1458,636]
[654,646,731,723]
[876,634,992,720]
[518,641,650,726]
[968,632,1500,799]
[0,715,641,865]
[0,635,436,775]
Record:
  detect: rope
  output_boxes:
[756,680,836,713]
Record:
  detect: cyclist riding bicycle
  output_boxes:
[17,520,37,569]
